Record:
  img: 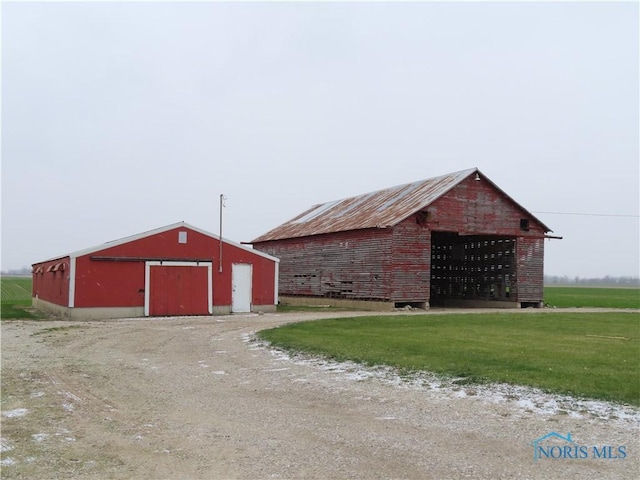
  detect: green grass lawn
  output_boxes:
[259,312,640,406]
[1,276,41,319]
[544,286,639,309]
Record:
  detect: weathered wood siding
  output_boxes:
[425,176,546,236]
[255,175,546,305]
[255,229,393,300]
[390,217,431,302]
[516,236,544,303]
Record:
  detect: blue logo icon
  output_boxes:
[531,432,627,462]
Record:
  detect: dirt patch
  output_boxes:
[1,311,638,479]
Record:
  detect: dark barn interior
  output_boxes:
[430,232,517,307]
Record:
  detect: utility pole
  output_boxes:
[219,194,226,273]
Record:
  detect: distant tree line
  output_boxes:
[1,267,32,276]
[544,275,640,286]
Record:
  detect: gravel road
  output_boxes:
[1,310,638,479]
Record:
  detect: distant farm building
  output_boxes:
[251,168,552,310]
[32,222,279,320]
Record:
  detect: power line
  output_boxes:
[532,211,639,218]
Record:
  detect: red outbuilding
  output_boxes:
[32,222,279,320]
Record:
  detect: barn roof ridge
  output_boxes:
[305,167,479,209]
[34,221,279,265]
[251,167,550,243]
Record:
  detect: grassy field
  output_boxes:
[1,276,41,319]
[544,285,640,309]
[259,312,640,406]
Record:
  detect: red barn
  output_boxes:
[251,168,554,310]
[32,222,279,320]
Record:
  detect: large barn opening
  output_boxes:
[430,232,517,307]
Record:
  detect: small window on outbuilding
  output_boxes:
[520,219,530,231]
[178,231,188,244]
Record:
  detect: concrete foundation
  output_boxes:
[279,296,396,312]
[213,305,276,315]
[32,297,71,319]
[33,298,276,320]
[430,299,523,309]
[279,296,540,311]
[251,304,277,314]
[33,298,146,320]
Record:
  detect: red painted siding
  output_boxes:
[73,258,145,308]
[217,244,277,307]
[92,228,214,260]
[32,257,70,307]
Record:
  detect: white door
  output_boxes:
[232,264,252,313]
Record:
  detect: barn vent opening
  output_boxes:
[520,302,541,308]
[394,301,427,310]
[430,232,517,308]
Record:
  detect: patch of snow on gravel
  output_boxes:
[246,334,640,428]
[2,408,28,418]
[32,433,49,442]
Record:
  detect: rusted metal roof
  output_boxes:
[252,168,482,242]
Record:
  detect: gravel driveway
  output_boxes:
[1,310,638,479]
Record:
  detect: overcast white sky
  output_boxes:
[2,1,638,278]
